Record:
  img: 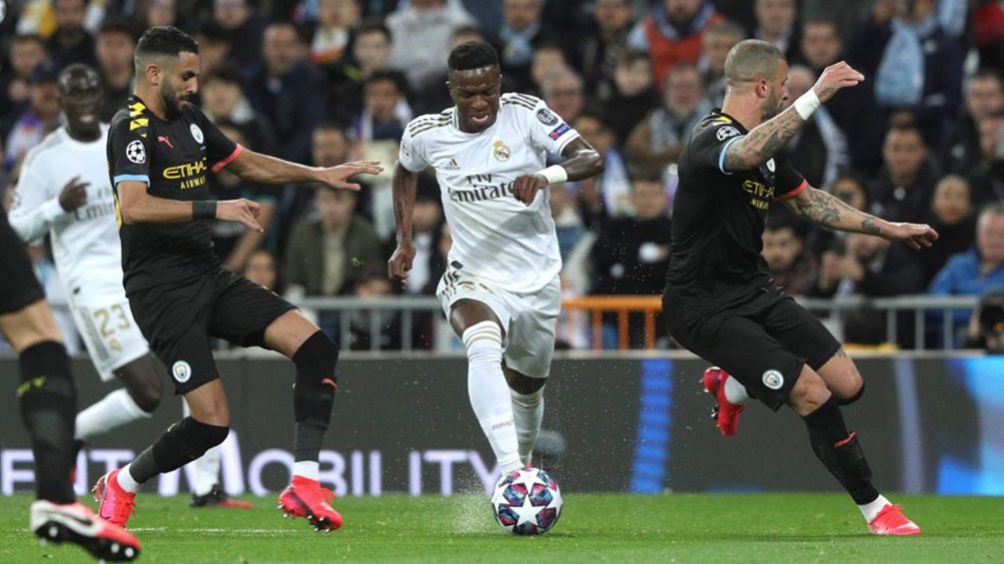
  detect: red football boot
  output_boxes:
[93,469,137,528]
[869,504,922,536]
[702,366,746,437]
[278,476,343,532]
[31,499,141,561]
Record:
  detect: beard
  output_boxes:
[160,82,185,119]
[761,92,784,120]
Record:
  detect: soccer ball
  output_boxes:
[490,467,562,535]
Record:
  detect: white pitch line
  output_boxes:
[130,527,299,534]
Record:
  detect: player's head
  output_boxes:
[447,41,501,133]
[134,26,200,118]
[58,64,103,138]
[724,39,788,119]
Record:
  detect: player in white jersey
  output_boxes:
[389,43,604,477]
[9,64,248,509]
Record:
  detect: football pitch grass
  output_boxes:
[2,493,1003,562]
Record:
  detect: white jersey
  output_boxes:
[9,125,122,295]
[399,93,579,293]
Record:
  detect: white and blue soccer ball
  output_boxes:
[490,467,563,535]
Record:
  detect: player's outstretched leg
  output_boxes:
[791,367,920,536]
[182,400,253,509]
[506,370,545,466]
[701,366,749,436]
[264,317,342,531]
[464,321,523,473]
[94,381,231,528]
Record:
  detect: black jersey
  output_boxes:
[108,95,240,292]
[664,110,807,305]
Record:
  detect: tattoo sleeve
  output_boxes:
[723,107,806,171]
[790,187,887,235]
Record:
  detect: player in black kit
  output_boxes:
[0,213,141,559]
[93,26,381,533]
[663,40,938,535]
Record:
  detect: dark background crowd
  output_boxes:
[2,0,1004,350]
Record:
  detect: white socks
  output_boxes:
[75,388,152,441]
[859,494,891,523]
[294,461,320,481]
[510,387,544,466]
[724,374,751,405]
[463,321,521,473]
[116,464,142,493]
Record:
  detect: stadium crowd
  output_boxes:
[2,0,1003,350]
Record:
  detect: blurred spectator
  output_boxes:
[800,0,874,41]
[402,178,446,296]
[0,34,48,140]
[573,0,636,94]
[95,19,136,122]
[353,70,410,144]
[386,0,475,93]
[929,203,1004,335]
[214,0,268,70]
[245,22,327,164]
[699,19,745,107]
[202,65,277,153]
[4,63,61,170]
[571,112,631,223]
[541,68,585,125]
[763,213,817,296]
[312,122,352,167]
[871,124,939,223]
[590,173,672,296]
[799,17,883,173]
[349,273,401,350]
[594,49,660,146]
[847,0,965,150]
[326,19,398,124]
[944,70,1004,175]
[209,122,278,272]
[922,174,975,285]
[627,0,724,92]
[137,0,177,29]
[284,185,385,296]
[778,65,848,188]
[968,115,1004,205]
[497,0,546,92]
[625,63,709,174]
[973,0,1004,73]
[963,285,1004,351]
[753,0,798,62]
[529,42,569,96]
[192,22,234,76]
[310,0,362,66]
[47,0,97,69]
[549,182,587,263]
[243,248,284,294]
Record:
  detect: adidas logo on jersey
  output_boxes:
[441,158,461,171]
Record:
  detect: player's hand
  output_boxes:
[512,174,548,206]
[388,242,416,287]
[58,176,89,212]
[811,61,865,103]
[884,222,939,250]
[217,198,263,233]
[314,160,384,191]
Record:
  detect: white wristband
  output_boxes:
[535,165,568,185]
[793,89,821,121]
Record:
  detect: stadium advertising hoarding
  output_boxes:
[1,355,1001,496]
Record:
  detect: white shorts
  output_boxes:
[67,288,150,382]
[437,269,561,378]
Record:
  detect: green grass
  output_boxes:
[2,493,1003,562]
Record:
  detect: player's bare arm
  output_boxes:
[117,180,263,232]
[512,138,605,206]
[784,186,938,250]
[723,61,864,171]
[225,149,382,191]
[388,163,419,284]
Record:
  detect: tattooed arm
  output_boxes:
[722,61,864,171]
[784,186,939,250]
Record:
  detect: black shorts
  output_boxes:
[128,268,296,394]
[663,286,841,411]
[0,210,44,315]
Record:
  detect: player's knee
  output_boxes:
[119,363,164,413]
[157,416,229,461]
[128,382,162,413]
[506,370,546,395]
[788,369,831,415]
[838,379,865,406]
[463,321,503,365]
[293,331,339,372]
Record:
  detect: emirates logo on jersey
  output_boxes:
[493,140,511,162]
